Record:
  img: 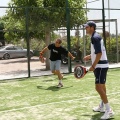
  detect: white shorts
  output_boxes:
[50,60,61,71]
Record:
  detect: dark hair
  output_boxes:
[84,21,96,30]
[56,38,62,44]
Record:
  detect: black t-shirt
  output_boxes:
[48,43,68,61]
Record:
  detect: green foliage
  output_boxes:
[43,0,66,7]
[107,54,117,63]
[2,0,87,67]
[2,0,86,43]
[0,18,5,45]
[0,19,4,29]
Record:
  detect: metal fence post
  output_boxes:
[66,0,72,73]
[25,7,30,77]
[102,0,106,49]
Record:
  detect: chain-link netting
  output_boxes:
[0,0,120,79]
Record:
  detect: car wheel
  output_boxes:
[3,53,10,59]
[61,56,68,64]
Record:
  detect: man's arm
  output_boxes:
[68,52,75,60]
[89,53,102,71]
[40,47,49,55]
[39,47,48,63]
[83,54,91,61]
[92,53,102,67]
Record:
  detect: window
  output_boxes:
[6,46,14,50]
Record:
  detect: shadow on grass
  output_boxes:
[42,79,54,82]
[91,113,103,120]
[82,112,115,120]
[42,77,68,82]
[37,85,73,91]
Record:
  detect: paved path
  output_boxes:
[0,57,120,80]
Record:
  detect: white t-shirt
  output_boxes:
[91,32,109,68]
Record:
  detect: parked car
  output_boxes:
[0,45,34,60]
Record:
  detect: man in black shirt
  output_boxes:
[40,38,75,88]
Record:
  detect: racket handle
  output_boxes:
[85,68,89,73]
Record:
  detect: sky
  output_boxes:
[0,0,10,16]
[0,0,120,34]
[0,0,10,6]
[86,0,120,34]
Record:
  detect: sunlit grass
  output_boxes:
[0,68,120,120]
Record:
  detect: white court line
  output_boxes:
[0,91,120,113]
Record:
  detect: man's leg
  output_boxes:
[96,84,106,107]
[95,68,110,110]
[52,70,63,79]
[93,68,114,119]
[52,70,63,87]
[96,84,114,119]
[95,84,109,109]
[96,84,108,104]
[55,70,63,79]
[51,60,63,87]
[93,68,109,112]
[55,60,63,87]
[93,84,106,112]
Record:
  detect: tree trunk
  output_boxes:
[45,27,51,70]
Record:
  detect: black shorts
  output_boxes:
[94,68,108,84]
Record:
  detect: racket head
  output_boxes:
[74,65,87,79]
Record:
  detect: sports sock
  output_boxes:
[59,80,62,84]
[105,103,110,111]
[99,100,104,108]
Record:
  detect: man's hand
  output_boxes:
[39,52,45,63]
[71,56,75,60]
[40,52,43,56]
[89,65,95,71]
[83,55,91,61]
[68,52,75,60]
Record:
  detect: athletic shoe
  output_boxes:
[101,109,114,120]
[93,106,105,113]
[57,83,63,88]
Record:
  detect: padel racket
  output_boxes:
[39,53,45,63]
[74,65,88,79]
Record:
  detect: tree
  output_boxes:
[0,18,5,46]
[4,0,87,69]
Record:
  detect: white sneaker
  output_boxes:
[93,106,105,113]
[101,109,114,120]
[56,83,63,88]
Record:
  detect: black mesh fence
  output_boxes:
[0,2,120,80]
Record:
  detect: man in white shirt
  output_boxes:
[83,21,114,120]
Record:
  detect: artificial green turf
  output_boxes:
[0,68,120,120]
